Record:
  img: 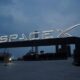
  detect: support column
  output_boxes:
[67,45,71,57]
[55,45,59,53]
[73,39,80,65]
[35,46,38,53]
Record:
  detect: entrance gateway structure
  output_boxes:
[0,37,80,65]
[0,24,80,65]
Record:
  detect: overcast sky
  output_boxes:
[0,0,80,58]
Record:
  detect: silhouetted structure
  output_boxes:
[22,44,71,61]
[0,37,80,65]
[0,52,11,62]
[73,39,80,66]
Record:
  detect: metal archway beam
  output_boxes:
[57,24,80,37]
[0,37,79,48]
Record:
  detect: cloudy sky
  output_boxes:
[0,0,80,58]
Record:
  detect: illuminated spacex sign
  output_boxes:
[0,30,55,43]
[0,24,80,43]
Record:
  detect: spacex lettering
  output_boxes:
[0,24,80,43]
[0,30,54,43]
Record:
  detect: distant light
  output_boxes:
[9,57,12,61]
